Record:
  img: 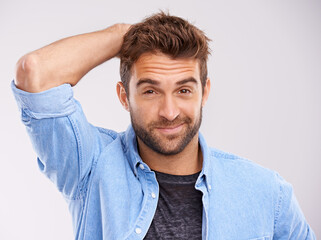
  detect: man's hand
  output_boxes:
[15,23,131,93]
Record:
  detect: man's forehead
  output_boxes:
[135,52,199,68]
[132,52,200,82]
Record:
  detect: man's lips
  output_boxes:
[155,123,184,134]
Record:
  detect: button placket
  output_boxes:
[130,167,159,239]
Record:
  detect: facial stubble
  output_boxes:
[130,107,202,156]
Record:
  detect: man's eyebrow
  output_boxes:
[136,77,198,88]
[176,77,198,85]
[136,78,160,88]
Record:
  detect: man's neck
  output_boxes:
[137,134,203,175]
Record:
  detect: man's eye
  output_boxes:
[179,89,191,94]
[144,90,155,94]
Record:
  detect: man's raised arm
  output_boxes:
[15,23,130,93]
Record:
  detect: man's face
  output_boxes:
[118,52,210,155]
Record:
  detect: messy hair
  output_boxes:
[119,12,211,94]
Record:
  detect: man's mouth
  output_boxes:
[155,123,184,135]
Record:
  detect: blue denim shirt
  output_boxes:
[12,81,315,240]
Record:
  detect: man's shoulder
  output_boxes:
[207,147,282,188]
[209,147,272,172]
[90,126,121,149]
[95,126,119,140]
[93,126,131,151]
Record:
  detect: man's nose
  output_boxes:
[158,95,180,121]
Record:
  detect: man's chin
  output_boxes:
[151,145,185,156]
[145,134,190,156]
[154,132,181,141]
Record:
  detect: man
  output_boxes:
[12,12,315,239]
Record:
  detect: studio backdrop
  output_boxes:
[0,0,320,239]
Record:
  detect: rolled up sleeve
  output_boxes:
[11,80,76,119]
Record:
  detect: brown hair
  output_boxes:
[119,12,211,94]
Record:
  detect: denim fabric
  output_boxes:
[11,81,316,240]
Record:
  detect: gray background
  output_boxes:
[1,0,320,239]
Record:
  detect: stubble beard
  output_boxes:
[130,108,202,156]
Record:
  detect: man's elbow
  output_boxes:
[15,54,42,93]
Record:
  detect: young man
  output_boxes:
[12,12,315,239]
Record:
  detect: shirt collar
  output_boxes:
[122,125,142,177]
[197,132,213,192]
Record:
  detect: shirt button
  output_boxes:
[139,164,144,170]
[151,192,156,199]
[208,185,212,190]
[135,227,142,234]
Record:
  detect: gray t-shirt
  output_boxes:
[144,171,203,239]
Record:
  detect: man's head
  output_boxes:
[119,12,210,95]
[117,12,211,156]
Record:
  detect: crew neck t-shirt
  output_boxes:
[144,171,202,239]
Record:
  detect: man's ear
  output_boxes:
[202,78,211,107]
[116,81,130,112]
